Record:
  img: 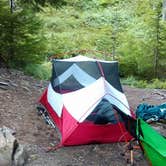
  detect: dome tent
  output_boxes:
[38,55,135,146]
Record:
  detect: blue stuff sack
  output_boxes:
[136,103,166,122]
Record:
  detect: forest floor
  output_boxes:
[0,68,165,166]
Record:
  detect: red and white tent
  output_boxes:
[38,55,135,146]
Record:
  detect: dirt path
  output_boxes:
[0,68,165,166]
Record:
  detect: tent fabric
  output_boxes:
[47,76,130,122]
[86,99,122,124]
[137,118,166,166]
[53,63,96,88]
[39,55,135,146]
[51,57,123,92]
[56,55,117,63]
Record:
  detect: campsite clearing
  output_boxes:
[0,68,165,166]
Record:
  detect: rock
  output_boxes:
[0,130,6,148]
[3,126,16,149]
[0,155,11,166]
[29,154,38,161]
[20,80,30,87]
[3,126,16,135]
[0,127,15,166]
[0,126,28,166]
[13,144,28,166]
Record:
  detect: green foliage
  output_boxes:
[121,76,166,89]
[0,0,46,67]
[0,0,165,82]
[121,76,137,86]
[20,0,66,8]
[117,0,166,79]
[147,79,166,89]
[121,76,147,88]
[65,0,100,10]
[39,0,165,80]
[24,62,51,80]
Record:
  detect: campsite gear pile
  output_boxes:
[37,54,166,166]
[136,103,166,122]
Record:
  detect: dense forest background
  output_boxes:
[0,0,166,87]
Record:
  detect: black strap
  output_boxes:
[138,119,144,139]
[137,119,145,154]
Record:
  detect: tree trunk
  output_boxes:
[154,9,160,78]
[9,0,14,13]
[8,0,15,64]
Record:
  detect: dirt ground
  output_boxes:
[0,68,165,166]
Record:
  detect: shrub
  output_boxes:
[0,1,46,67]
[24,62,51,80]
[147,79,166,89]
[121,76,166,89]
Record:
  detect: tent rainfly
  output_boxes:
[38,55,135,146]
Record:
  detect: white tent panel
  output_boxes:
[47,84,63,117]
[58,55,95,62]
[104,80,130,116]
[62,77,105,122]
[56,55,117,63]
[47,78,130,121]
